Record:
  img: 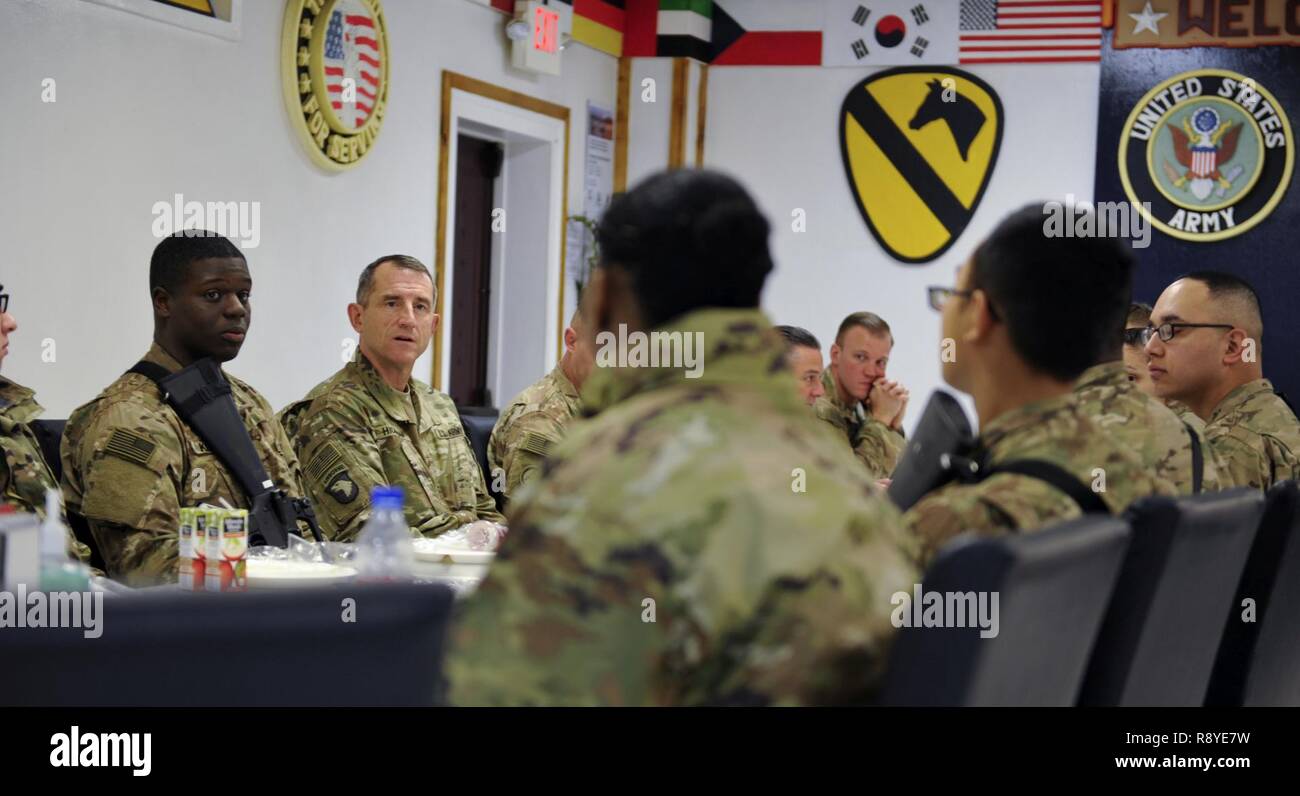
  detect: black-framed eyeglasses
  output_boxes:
[0,285,8,314]
[927,285,975,312]
[1122,327,1146,346]
[1140,322,1234,344]
[927,285,999,320]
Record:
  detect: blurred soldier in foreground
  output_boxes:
[488,308,593,501]
[904,206,1176,566]
[62,233,305,584]
[814,312,909,479]
[446,170,918,706]
[280,255,504,541]
[1145,271,1300,491]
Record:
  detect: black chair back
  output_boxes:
[880,515,1130,706]
[1207,480,1300,706]
[1079,489,1264,706]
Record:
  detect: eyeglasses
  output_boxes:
[0,285,8,314]
[1140,322,1234,344]
[927,286,975,312]
[1122,327,1146,346]
[927,285,999,320]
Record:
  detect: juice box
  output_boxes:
[177,507,205,591]
[203,508,226,592]
[218,510,248,592]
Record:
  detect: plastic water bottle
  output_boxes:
[354,486,414,581]
[39,489,91,591]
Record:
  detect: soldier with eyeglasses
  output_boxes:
[1144,271,1300,492]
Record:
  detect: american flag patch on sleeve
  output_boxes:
[104,429,157,467]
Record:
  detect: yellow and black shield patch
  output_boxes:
[840,67,1003,263]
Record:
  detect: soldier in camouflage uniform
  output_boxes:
[904,206,1177,566]
[0,291,91,563]
[280,255,503,541]
[61,234,306,585]
[446,171,918,706]
[487,309,591,501]
[1074,359,1226,495]
[1145,272,1300,492]
[812,312,908,479]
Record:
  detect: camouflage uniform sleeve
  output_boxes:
[295,398,405,542]
[901,475,1079,568]
[65,404,186,585]
[494,411,565,500]
[853,418,905,480]
[1205,427,1269,492]
[445,522,634,706]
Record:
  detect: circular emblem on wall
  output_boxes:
[281,0,390,171]
[1119,69,1293,243]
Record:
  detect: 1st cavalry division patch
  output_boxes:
[1120,69,1294,243]
[840,67,1003,264]
[282,0,390,171]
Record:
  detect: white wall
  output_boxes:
[625,57,673,188]
[704,64,1101,432]
[0,0,616,417]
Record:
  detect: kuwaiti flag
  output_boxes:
[710,0,823,65]
[822,0,959,66]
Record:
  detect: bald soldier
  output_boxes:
[1145,271,1300,492]
[904,206,1176,566]
[1074,302,1225,495]
[0,283,91,564]
[487,308,593,501]
[774,325,826,407]
[814,312,908,479]
[446,170,918,706]
[62,233,306,585]
[280,255,503,541]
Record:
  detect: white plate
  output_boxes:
[412,539,495,565]
[245,559,358,588]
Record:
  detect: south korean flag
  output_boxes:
[822,0,959,67]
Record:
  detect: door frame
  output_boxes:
[435,71,570,392]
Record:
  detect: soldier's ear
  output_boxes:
[346,302,364,333]
[1223,328,1248,364]
[966,289,996,343]
[152,286,172,319]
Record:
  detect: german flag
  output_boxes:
[573,0,626,57]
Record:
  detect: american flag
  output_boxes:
[958,0,1102,64]
[324,6,382,129]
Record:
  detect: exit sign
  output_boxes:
[511,0,570,76]
[533,6,559,54]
